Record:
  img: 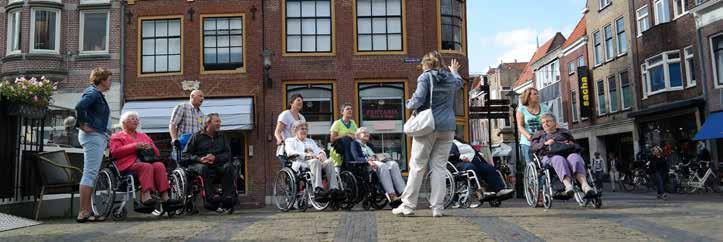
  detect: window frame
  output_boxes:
[79,10,110,55]
[6,10,21,56]
[711,33,723,88]
[353,0,407,55]
[672,0,690,19]
[637,5,650,36]
[683,46,695,88]
[437,0,467,55]
[620,71,632,110]
[29,8,62,54]
[641,63,649,99]
[137,16,184,77]
[615,16,627,56]
[599,0,612,10]
[199,14,247,74]
[578,55,585,67]
[607,75,618,113]
[597,79,607,115]
[653,0,670,25]
[571,89,579,123]
[568,61,575,75]
[282,0,336,57]
[593,30,602,66]
[603,24,615,62]
[644,50,684,96]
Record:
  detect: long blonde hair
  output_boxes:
[520,87,539,107]
[420,50,445,70]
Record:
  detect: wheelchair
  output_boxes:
[524,153,602,209]
[331,162,389,211]
[447,161,510,208]
[272,154,332,212]
[91,158,186,221]
[420,164,456,209]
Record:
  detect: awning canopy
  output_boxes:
[693,111,723,140]
[122,98,254,133]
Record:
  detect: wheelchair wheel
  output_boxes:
[92,168,115,218]
[422,169,456,209]
[455,177,473,208]
[307,177,330,211]
[338,171,358,210]
[273,168,297,212]
[592,197,602,209]
[168,169,187,215]
[541,170,553,209]
[489,199,501,207]
[523,162,539,207]
[111,206,127,221]
[298,181,309,212]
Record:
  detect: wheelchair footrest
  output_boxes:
[552,193,573,200]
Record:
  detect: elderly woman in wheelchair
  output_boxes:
[107,111,180,215]
[530,114,597,199]
[350,127,405,208]
[285,120,340,201]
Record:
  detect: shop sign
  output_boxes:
[577,66,592,118]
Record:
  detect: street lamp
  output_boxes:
[505,91,523,198]
[263,49,272,88]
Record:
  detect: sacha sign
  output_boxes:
[577,66,592,118]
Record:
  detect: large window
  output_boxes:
[80,10,109,54]
[608,75,618,113]
[654,0,670,25]
[620,71,632,110]
[440,0,464,52]
[604,24,614,61]
[593,31,602,65]
[356,0,403,52]
[568,61,575,75]
[644,51,683,95]
[358,82,408,171]
[597,80,606,115]
[637,5,650,36]
[571,90,579,122]
[616,17,627,55]
[578,55,585,67]
[203,16,244,72]
[30,8,61,53]
[286,83,335,150]
[6,11,21,55]
[683,46,695,87]
[285,0,332,54]
[141,18,182,74]
[673,0,690,19]
[599,0,612,10]
[713,35,723,87]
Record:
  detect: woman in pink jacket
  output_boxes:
[110,111,175,207]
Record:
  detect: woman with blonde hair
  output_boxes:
[393,50,463,217]
[74,67,112,222]
[515,87,549,163]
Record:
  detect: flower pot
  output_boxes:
[6,103,47,119]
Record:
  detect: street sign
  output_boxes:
[470,113,510,119]
[403,57,421,63]
[486,99,510,106]
[469,106,510,112]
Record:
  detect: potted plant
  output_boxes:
[0,76,57,119]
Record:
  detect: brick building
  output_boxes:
[121,0,470,206]
[0,0,123,137]
[628,0,704,163]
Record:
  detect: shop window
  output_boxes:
[358,82,408,171]
[286,83,335,150]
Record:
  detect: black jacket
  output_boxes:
[350,140,375,164]
[182,129,231,167]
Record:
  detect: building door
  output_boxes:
[358,82,408,171]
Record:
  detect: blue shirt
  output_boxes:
[406,69,463,132]
[75,85,110,134]
[518,103,549,146]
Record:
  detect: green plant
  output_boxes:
[0,76,57,108]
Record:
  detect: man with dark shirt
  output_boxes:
[182,113,237,210]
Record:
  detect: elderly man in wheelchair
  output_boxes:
[530,114,598,200]
[449,138,514,208]
[285,120,340,202]
[181,113,239,212]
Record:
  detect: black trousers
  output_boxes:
[188,162,237,200]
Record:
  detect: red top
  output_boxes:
[109,130,160,172]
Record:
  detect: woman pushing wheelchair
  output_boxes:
[530,113,597,198]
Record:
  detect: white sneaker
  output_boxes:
[432,208,443,217]
[496,189,514,197]
[469,203,481,208]
[392,205,415,216]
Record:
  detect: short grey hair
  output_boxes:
[63,116,76,128]
[355,127,369,138]
[541,113,557,122]
[204,113,220,127]
[292,120,307,133]
[119,111,139,129]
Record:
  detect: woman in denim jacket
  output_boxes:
[74,68,112,222]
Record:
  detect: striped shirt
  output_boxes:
[170,102,204,136]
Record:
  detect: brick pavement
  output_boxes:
[1,192,722,242]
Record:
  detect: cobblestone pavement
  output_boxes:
[1,192,722,242]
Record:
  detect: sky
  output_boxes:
[467,0,587,74]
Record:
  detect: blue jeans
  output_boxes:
[655,171,668,195]
[520,144,531,164]
[78,131,107,187]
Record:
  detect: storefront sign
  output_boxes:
[361,99,403,121]
[577,66,592,118]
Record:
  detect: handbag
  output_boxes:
[547,142,581,157]
[137,148,160,163]
[404,75,435,137]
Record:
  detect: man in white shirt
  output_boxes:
[285,120,339,199]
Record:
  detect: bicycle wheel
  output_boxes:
[273,168,297,212]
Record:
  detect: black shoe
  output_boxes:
[389,199,403,209]
[222,195,236,209]
[329,189,343,199]
[142,198,158,207]
[314,187,329,199]
[583,190,598,199]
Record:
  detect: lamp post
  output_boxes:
[263,49,272,88]
[506,91,523,198]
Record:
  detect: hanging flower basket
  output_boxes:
[6,102,48,119]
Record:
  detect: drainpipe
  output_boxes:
[119,0,126,107]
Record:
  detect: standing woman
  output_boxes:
[274,94,306,166]
[392,51,463,217]
[74,68,113,222]
[330,103,357,142]
[515,87,549,163]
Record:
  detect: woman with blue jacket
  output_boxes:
[392,50,463,217]
[74,68,112,222]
